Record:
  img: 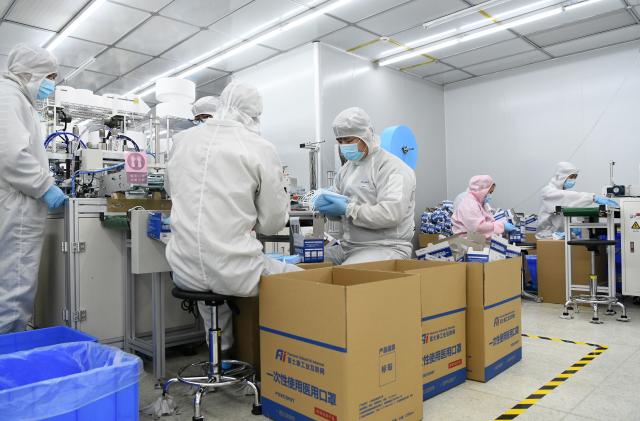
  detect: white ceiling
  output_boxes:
[0,0,638,98]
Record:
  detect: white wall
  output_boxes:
[445,41,640,213]
[319,43,447,221]
[234,44,317,189]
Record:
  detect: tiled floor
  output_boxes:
[139,299,640,420]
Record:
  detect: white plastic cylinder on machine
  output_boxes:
[155,102,193,120]
[155,77,196,103]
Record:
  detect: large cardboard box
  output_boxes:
[537,240,607,304]
[342,259,467,400]
[466,259,522,382]
[232,262,333,374]
[260,267,423,421]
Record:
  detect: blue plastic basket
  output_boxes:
[0,326,96,356]
[526,255,538,291]
[0,341,141,421]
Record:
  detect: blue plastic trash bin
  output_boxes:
[0,341,141,421]
[0,326,96,355]
[526,255,538,291]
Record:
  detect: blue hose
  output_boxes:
[71,163,125,197]
[44,131,87,149]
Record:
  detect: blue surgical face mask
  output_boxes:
[37,78,55,100]
[484,194,493,205]
[339,143,364,161]
[564,180,576,190]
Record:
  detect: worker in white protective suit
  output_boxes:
[0,44,65,333]
[191,96,219,124]
[537,162,619,239]
[165,81,301,352]
[314,107,416,264]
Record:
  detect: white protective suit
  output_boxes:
[326,107,416,265]
[536,162,595,239]
[192,96,219,118]
[0,44,58,333]
[165,82,300,350]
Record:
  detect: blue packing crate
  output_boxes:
[0,326,96,356]
[0,341,141,421]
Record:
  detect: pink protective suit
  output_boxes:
[452,175,505,239]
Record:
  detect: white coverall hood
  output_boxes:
[332,107,380,154]
[549,161,579,190]
[5,43,58,104]
[217,82,262,134]
[536,161,593,239]
[192,96,219,118]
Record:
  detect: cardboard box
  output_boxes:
[342,260,467,400]
[232,296,260,374]
[260,267,423,421]
[232,262,334,374]
[419,233,441,248]
[466,259,522,382]
[537,240,607,305]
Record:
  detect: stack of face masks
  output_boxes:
[420,201,454,237]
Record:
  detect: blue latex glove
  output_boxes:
[571,228,582,238]
[553,231,566,240]
[503,222,517,233]
[312,193,332,210]
[317,194,348,216]
[595,196,620,208]
[42,185,67,210]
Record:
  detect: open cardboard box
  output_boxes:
[342,259,467,400]
[260,267,423,421]
[232,262,333,375]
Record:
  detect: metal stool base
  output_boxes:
[562,295,629,324]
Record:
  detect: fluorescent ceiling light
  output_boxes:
[461,7,562,42]
[46,0,107,51]
[459,0,557,31]
[132,0,352,97]
[379,29,457,58]
[423,0,514,29]
[379,39,460,66]
[564,0,605,11]
[377,0,607,67]
[60,56,96,83]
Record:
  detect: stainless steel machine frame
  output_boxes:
[125,210,203,382]
[561,209,628,323]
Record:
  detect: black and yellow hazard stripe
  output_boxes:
[494,334,608,420]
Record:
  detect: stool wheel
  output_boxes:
[193,417,204,421]
[252,404,263,415]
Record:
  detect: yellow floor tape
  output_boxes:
[494,333,608,421]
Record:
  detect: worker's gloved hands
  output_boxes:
[552,231,566,240]
[317,194,349,217]
[571,228,582,238]
[595,196,620,208]
[42,185,67,210]
[503,222,518,233]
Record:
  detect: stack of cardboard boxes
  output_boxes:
[257,257,523,420]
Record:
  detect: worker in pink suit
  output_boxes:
[452,175,517,239]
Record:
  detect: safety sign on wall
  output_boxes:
[125,151,148,185]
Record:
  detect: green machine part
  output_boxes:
[102,215,129,230]
[561,207,602,217]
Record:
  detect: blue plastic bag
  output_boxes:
[0,341,141,421]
